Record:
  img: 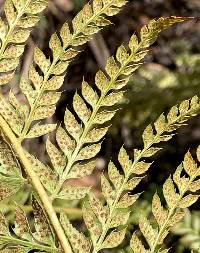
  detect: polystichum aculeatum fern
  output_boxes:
[0,0,199,252]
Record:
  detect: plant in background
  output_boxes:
[172,209,200,252]
[0,0,199,252]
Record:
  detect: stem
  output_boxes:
[0,235,59,252]
[0,115,72,253]
[0,0,32,58]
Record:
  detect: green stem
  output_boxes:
[0,235,59,252]
[0,115,72,253]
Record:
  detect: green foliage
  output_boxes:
[0,1,199,253]
[172,210,200,252]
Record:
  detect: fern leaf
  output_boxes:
[101,228,126,249]
[47,17,188,202]
[130,233,147,253]
[60,213,92,253]
[0,137,25,200]
[0,0,47,85]
[25,151,58,195]
[0,198,59,252]
[131,147,200,252]
[152,193,168,228]
[108,161,124,189]
[0,93,24,135]
[13,206,33,241]
[32,197,55,245]
[46,138,66,175]
[89,194,108,224]
[57,184,90,201]
[139,215,158,248]
[25,123,57,139]
[83,205,102,244]
[67,160,96,179]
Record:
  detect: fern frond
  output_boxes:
[24,147,91,198]
[130,147,200,253]
[0,136,25,201]
[83,96,200,252]
[2,0,128,141]
[0,0,47,85]
[0,197,59,252]
[46,17,190,201]
[62,96,200,252]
